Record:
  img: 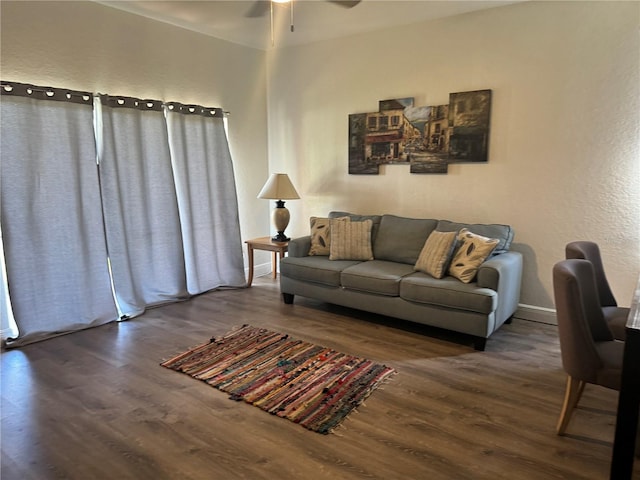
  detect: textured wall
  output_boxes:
[266,1,640,312]
[0,0,271,264]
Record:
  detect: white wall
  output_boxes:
[0,0,272,270]
[266,1,640,313]
[2,1,639,318]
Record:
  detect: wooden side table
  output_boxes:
[245,237,289,287]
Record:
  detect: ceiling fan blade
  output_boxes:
[245,1,270,18]
[326,0,362,8]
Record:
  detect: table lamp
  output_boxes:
[257,173,300,242]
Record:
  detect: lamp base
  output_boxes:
[271,201,291,243]
[272,232,290,243]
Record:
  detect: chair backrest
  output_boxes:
[553,259,614,383]
[565,241,617,307]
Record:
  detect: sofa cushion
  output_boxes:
[329,218,374,261]
[400,272,497,314]
[436,219,513,254]
[374,215,438,265]
[448,229,499,284]
[280,256,362,287]
[414,230,458,279]
[308,216,350,256]
[341,260,415,296]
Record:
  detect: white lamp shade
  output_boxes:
[257,173,300,200]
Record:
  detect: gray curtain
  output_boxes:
[1,85,119,346]
[166,104,245,294]
[98,96,188,317]
[1,83,245,347]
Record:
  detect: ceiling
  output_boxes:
[97,0,523,50]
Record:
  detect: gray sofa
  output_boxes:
[279,212,523,350]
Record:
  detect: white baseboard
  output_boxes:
[246,262,274,281]
[515,304,557,325]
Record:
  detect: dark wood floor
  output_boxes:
[2,276,637,480]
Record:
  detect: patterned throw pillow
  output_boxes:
[309,216,349,255]
[414,230,458,279]
[309,217,332,255]
[329,218,374,261]
[448,228,499,283]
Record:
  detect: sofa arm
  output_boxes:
[477,251,523,322]
[288,236,312,257]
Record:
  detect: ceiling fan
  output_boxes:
[245,1,362,19]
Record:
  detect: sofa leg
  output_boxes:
[473,337,487,351]
[282,293,294,304]
[504,316,514,325]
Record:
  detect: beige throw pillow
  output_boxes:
[448,228,500,283]
[414,230,458,279]
[329,218,374,261]
[309,217,332,256]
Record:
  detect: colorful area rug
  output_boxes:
[161,324,396,434]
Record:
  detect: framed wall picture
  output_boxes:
[348,89,491,174]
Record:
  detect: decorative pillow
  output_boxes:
[448,228,500,283]
[329,218,374,261]
[329,211,383,243]
[436,220,514,255]
[414,230,458,279]
[308,217,332,256]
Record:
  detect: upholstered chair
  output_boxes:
[565,241,629,340]
[552,259,625,435]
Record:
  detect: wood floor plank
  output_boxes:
[2,276,638,479]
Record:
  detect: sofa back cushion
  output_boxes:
[436,220,514,255]
[374,215,438,265]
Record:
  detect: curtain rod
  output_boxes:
[1,81,92,105]
[1,81,230,117]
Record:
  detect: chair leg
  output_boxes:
[557,375,584,435]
